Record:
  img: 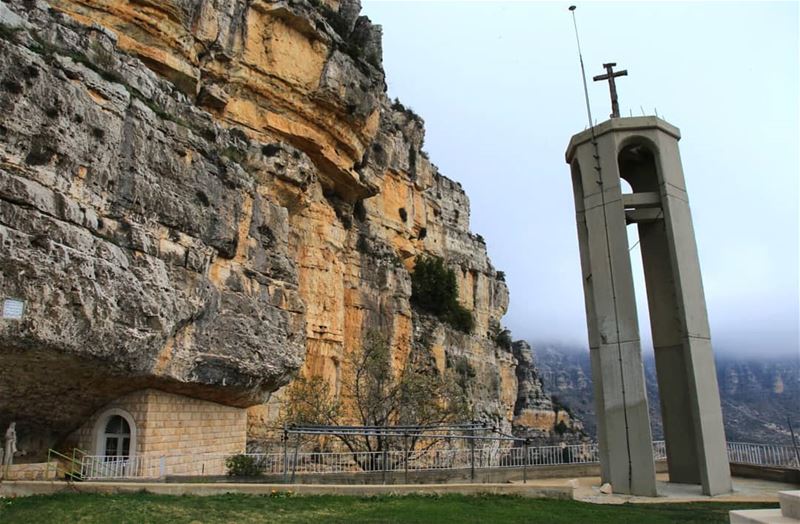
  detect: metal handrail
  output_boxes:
[727,441,800,468]
[46,448,85,481]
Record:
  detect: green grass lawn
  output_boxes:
[0,492,775,523]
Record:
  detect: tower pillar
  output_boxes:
[566,116,732,496]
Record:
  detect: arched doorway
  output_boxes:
[93,409,136,459]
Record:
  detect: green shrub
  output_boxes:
[411,256,456,316]
[445,304,474,333]
[225,454,261,477]
[221,146,246,164]
[390,98,421,120]
[488,320,512,350]
[411,256,473,333]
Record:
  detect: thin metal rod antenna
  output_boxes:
[569,4,634,490]
[569,6,594,129]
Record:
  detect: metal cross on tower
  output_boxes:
[593,62,628,119]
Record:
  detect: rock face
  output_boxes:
[533,346,597,434]
[0,1,307,438]
[0,0,553,447]
[701,357,799,445]
[512,341,582,440]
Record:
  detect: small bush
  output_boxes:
[225,454,261,477]
[390,98,420,120]
[488,320,512,350]
[445,304,474,333]
[221,146,246,164]
[411,256,457,316]
[411,256,473,333]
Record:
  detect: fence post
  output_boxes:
[282,425,288,483]
[470,430,475,483]
[290,433,299,484]
[382,446,388,485]
[403,433,409,484]
[523,439,528,484]
[46,450,52,481]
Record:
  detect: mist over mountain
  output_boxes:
[531,343,800,446]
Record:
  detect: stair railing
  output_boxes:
[46,448,87,481]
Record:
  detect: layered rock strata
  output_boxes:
[0,0,561,449]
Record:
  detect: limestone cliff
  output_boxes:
[512,341,583,441]
[0,1,308,440]
[0,0,553,447]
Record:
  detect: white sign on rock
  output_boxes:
[2,298,25,320]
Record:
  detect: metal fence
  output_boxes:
[726,441,800,468]
[74,439,797,481]
[81,455,166,480]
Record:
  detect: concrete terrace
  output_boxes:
[1,474,795,505]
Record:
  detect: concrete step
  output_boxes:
[729,509,795,524]
[780,491,800,519]
[730,493,800,523]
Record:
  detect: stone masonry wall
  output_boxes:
[71,389,245,476]
[0,462,52,480]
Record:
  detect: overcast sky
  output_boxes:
[361,1,799,357]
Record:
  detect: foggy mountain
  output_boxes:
[532,344,800,445]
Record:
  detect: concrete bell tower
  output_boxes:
[565,114,733,496]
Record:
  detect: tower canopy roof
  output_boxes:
[565,116,681,163]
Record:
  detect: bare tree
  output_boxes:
[280,329,470,470]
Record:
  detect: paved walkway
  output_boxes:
[519,473,798,504]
